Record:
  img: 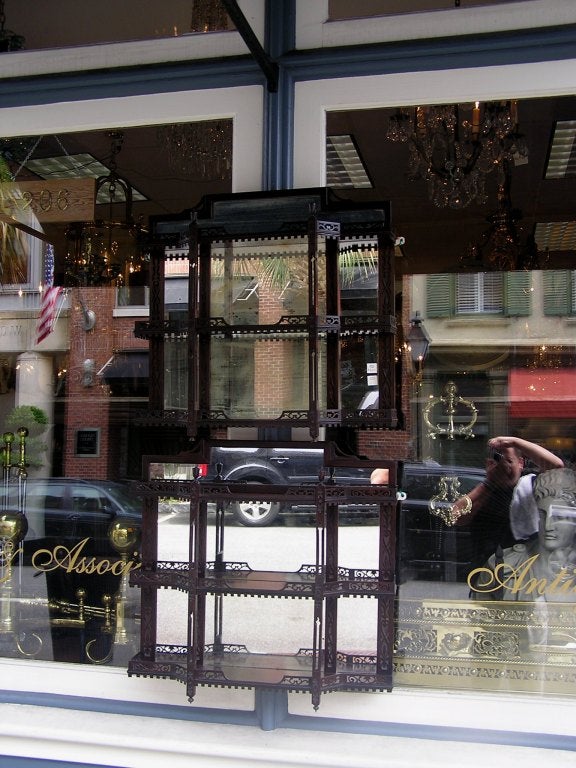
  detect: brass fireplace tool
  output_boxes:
[0,427,41,655]
[85,518,141,664]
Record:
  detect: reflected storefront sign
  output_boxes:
[0,428,141,665]
[0,514,141,665]
[396,466,576,694]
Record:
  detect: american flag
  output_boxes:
[36,244,62,345]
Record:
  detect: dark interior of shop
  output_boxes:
[1,93,574,280]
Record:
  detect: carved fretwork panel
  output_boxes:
[395,598,576,694]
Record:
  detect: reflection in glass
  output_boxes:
[204,595,315,655]
[210,337,312,419]
[210,237,311,326]
[6,1,232,51]
[164,338,188,410]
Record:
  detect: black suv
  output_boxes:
[205,445,481,511]
[202,446,484,581]
[205,444,374,526]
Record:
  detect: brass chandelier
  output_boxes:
[64,132,147,287]
[386,101,528,209]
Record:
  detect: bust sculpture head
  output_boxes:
[469,468,576,603]
[533,468,576,555]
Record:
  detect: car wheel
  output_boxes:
[232,485,281,526]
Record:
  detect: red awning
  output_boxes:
[508,369,576,418]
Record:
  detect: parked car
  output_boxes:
[10,478,142,558]
[199,445,485,532]
[200,444,374,526]
[197,445,485,581]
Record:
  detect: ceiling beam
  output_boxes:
[221,0,279,92]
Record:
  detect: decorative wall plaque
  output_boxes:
[74,428,100,457]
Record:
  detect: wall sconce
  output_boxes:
[405,311,430,384]
[82,359,95,388]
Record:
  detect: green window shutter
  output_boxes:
[542,270,571,316]
[426,274,454,317]
[504,271,531,316]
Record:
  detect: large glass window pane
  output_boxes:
[165,338,188,410]
[210,336,310,419]
[2,89,576,713]
[0,117,232,671]
[395,266,576,696]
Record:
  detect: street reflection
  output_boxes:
[156,504,380,652]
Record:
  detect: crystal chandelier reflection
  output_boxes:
[526,344,565,370]
[157,121,232,180]
[385,101,528,209]
[64,132,147,287]
[460,160,542,272]
[0,0,24,51]
[190,0,229,32]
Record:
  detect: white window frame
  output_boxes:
[456,272,503,314]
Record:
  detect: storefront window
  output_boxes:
[0,118,233,669]
[322,93,576,698]
[392,265,576,695]
[1,88,576,709]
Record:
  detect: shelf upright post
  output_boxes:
[308,209,319,440]
[147,242,166,413]
[324,222,340,419]
[188,216,200,437]
[311,475,326,709]
[377,485,397,688]
[199,232,213,436]
[187,469,206,701]
[376,229,397,428]
[323,468,338,679]
[189,215,212,438]
[139,491,159,662]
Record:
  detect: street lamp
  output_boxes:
[406,311,430,384]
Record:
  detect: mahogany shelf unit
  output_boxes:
[128,189,399,708]
[129,463,397,708]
